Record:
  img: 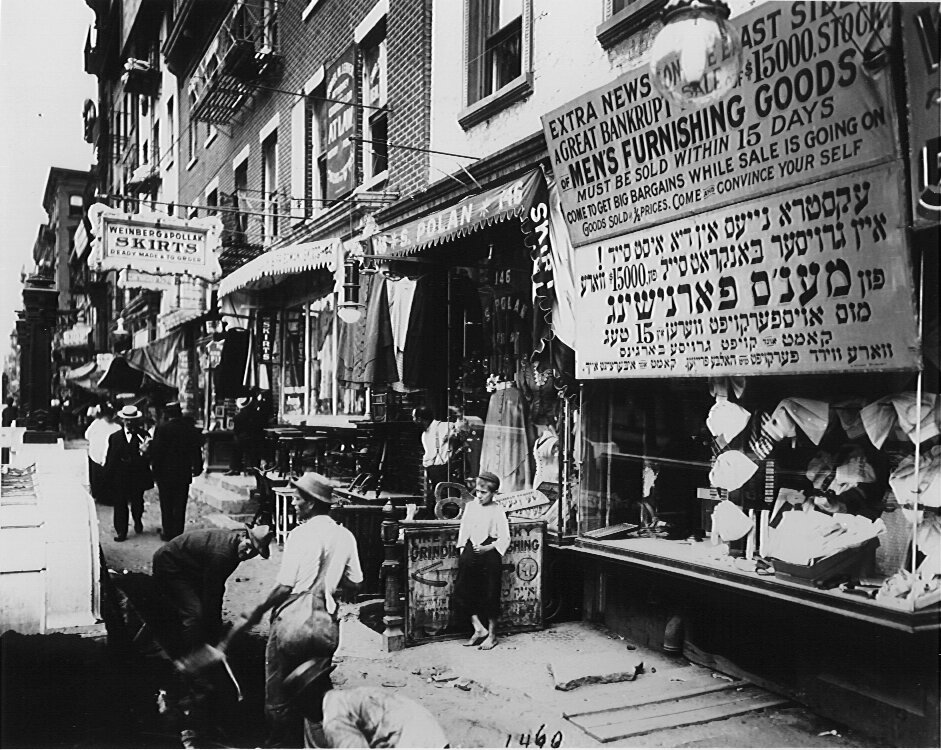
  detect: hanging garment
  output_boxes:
[478,385,533,493]
[889,444,941,509]
[361,276,397,385]
[385,276,418,391]
[706,398,751,445]
[532,428,559,488]
[337,273,375,386]
[768,398,831,445]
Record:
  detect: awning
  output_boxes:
[122,329,185,388]
[375,169,543,257]
[66,362,105,393]
[72,221,90,262]
[218,238,342,298]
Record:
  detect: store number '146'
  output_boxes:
[506,725,563,748]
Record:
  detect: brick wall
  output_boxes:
[176,0,433,246]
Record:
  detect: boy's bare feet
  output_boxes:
[478,635,498,650]
[463,630,488,647]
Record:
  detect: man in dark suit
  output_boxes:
[150,402,205,541]
[105,404,154,542]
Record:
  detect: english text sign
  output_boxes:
[542,1,898,246]
[575,162,920,378]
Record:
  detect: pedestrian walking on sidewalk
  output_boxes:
[84,403,119,504]
[220,471,363,748]
[150,402,204,541]
[227,396,264,475]
[284,661,448,748]
[104,405,154,541]
[453,470,510,650]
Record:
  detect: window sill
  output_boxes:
[302,0,322,22]
[185,157,198,172]
[596,0,665,48]
[357,170,388,193]
[458,73,533,131]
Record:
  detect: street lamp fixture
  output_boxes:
[338,257,364,324]
[649,0,742,108]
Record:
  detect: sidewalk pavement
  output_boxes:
[85,458,868,747]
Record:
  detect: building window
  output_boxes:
[460,0,532,128]
[166,96,175,166]
[206,188,218,215]
[360,25,388,185]
[68,195,83,218]
[597,0,665,48]
[234,159,249,238]
[310,90,328,213]
[466,0,523,105]
[262,131,278,242]
[187,92,198,164]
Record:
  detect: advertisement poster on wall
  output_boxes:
[542,2,899,247]
[326,45,358,201]
[573,161,920,378]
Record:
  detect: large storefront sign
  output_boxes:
[542,1,898,247]
[575,161,919,378]
[404,521,544,645]
[325,45,357,201]
[376,170,543,256]
[87,204,223,280]
[903,3,941,228]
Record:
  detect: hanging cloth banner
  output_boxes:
[375,169,543,257]
[122,329,186,388]
[86,204,223,280]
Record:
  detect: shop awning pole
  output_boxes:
[304,302,312,415]
[332,292,338,416]
[910,252,925,600]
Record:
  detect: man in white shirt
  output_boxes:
[413,406,455,518]
[84,404,120,504]
[222,471,362,747]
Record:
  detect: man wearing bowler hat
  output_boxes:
[104,404,154,541]
[221,472,362,747]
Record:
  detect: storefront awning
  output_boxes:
[65,361,98,381]
[96,356,145,392]
[375,169,543,257]
[218,238,342,298]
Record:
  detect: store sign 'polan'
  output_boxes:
[542,1,898,247]
[403,521,544,646]
[576,161,920,378]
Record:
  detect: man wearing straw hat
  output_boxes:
[104,404,154,541]
[221,471,362,747]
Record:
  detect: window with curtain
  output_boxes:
[261,130,278,242]
[360,21,388,184]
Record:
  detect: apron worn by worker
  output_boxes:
[270,547,339,665]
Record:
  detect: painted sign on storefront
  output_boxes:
[325,46,357,201]
[542,1,898,247]
[404,521,544,645]
[575,161,919,378]
[903,3,941,227]
[258,312,276,364]
[87,204,223,280]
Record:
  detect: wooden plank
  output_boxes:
[562,667,738,718]
[564,679,745,722]
[566,684,789,742]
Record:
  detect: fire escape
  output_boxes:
[189,1,281,125]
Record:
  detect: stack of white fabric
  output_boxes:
[768,510,885,566]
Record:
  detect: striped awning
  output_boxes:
[218,238,342,298]
[374,169,543,257]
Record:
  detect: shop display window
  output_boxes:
[578,373,941,612]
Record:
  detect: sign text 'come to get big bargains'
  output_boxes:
[575,162,920,378]
[542,1,898,246]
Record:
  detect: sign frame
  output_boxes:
[325,45,358,201]
[403,520,545,646]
